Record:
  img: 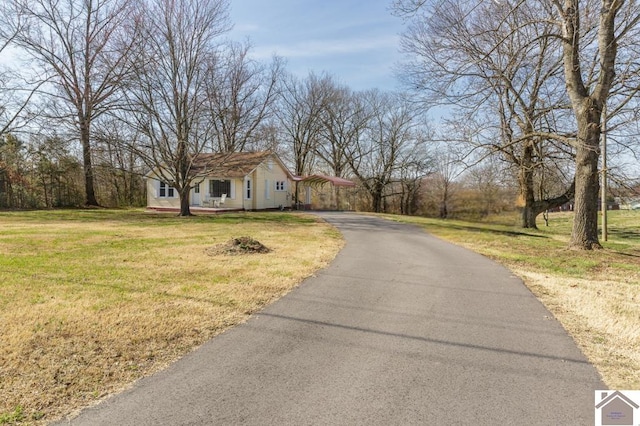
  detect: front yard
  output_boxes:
[0,209,343,425]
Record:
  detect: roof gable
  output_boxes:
[192,151,292,178]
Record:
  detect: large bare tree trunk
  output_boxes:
[372,181,384,213]
[80,119,99,206]
[557,0,620,249]
[520,181,576,229]
[518,142,575,229]
[179,188,192,217]
[518,143,537,228]
[570,107,602,248]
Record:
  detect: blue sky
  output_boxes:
[228,0,406,92]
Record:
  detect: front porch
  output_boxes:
[146,206,243,214]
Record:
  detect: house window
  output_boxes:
[194,184,200,194]
[246,179,251,199]
[159,181,175,198]
[275,181,286,191]
[209,180,230,197]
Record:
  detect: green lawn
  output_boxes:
[2,208,637,424]
[0,209,343,425]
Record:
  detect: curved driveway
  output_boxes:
[59,212,604,425]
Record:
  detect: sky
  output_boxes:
[227,0,407,92]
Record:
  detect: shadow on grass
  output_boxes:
[431,223,549,239]
[609,229,640,240]
[615,251,640,259]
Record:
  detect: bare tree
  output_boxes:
[552,0,640,249]
[396,136,433,215]
[248,120,283,153]
[123,0,230,216]
[4,0,138,206]
[315,82,370,178]
[93,117,147,206]
[0,55,39,195]
[275,72,331,204]
[32,134,84,207]
[396,0,640,247]
[347,90,429,213]
[462,158,515,218]
[0,18,23,132]
[429,145,464,218]
[312,79,372,210]
[205,42,283,153]
[395,0,576,228]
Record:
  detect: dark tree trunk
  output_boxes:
[557,0,619,249]
[521,205,537,229]
[439,202,448,219]
[570,113,602,249]
[80,122,99,206]
[373,180,386,213]
[518,143,537,228]
[521,183,575,229]
[372,192,382,213]
[517,140,575,229]
[178,187,192,216]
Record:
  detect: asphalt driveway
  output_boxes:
[56,212,604,425]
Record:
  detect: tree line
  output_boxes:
[1,0,639,250]
[0,0,434,216]
[395,0,640,249]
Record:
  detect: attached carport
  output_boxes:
[295,174,356,210]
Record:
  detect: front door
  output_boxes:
[191,184,201,205]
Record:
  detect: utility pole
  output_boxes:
[601,103,608,241]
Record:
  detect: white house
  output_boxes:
[146,151,295,211]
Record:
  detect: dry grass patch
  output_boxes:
[0,209,343,425]
[516,270,640,389]
[381,211,640,390]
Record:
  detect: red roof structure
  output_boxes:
[296,174,356,187]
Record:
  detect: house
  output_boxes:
[146,151,295,211]
[616,197,640,210]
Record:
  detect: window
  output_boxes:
[209,180,230,197]
[246,179,251,199]
[194,184,200,194]
[159,181,175,198]
[275,181,286,191]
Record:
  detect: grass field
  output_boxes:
[0,209,343,425]
[382,210,640,390]
[1,208,638,424]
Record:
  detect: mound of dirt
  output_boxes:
[205,236,271,256]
